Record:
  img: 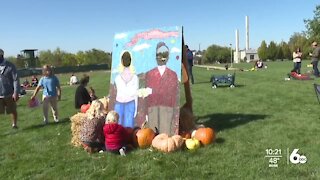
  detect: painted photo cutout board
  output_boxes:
[109,26,182,135]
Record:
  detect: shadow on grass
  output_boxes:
[197,113,269,132]
[21,117,70,131]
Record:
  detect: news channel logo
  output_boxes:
[265,148,307,168]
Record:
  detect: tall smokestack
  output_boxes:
[235,29,239,63]
[245,16,249,50]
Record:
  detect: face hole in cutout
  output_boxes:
[121,51,131,67]
[156,43,169,65]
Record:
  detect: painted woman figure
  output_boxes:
[114,51,139,128]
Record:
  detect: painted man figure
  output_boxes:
[145,42,179,135]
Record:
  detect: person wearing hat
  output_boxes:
[310,41,320,77]
[0,49,20,129]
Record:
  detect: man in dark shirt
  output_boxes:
[185,45,194,84]
[310,41,320,77]
[75,75,92,109]
[0,49,20,128]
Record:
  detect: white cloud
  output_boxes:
[171,47,181,53]
[133,43,151,51]
[114,33,127,39]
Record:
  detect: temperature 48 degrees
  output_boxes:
[269,157,280,164]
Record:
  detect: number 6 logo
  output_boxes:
[290,149,307,164]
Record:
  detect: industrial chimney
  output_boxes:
[235,29,240,63]
[245,16,249,50]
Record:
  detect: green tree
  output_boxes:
[280,42,292,60]
[258,40,268,60]
[304,5,320,41]
[288,32,310,59]
[204,44,230,64]
[267,41,277,61]
[276,45,284,60]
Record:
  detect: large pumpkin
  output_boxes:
[80,104,91,113]
[152,133,184,153]
[194,127,215,145]
[133,128,155,148]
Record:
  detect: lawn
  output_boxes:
[1,61,319,179]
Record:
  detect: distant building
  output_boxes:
[234,49,259,63]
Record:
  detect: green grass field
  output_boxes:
[1,61,319,179]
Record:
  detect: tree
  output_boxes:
[288,32,310,59]
[276,45,284,60]
[258,40,268,60]
[280,42,291,60]
[267,41,278,61]
[304,5,320,41]
[204,44,230,64]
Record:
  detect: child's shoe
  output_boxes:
[119,147,126,156]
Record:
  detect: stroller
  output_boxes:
[210,73,235,88]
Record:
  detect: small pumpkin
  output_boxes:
[185,138,200,150]
[152,133,184,153]
[194,127,215,145]
[133,127,155,148]
[80,104,91,113]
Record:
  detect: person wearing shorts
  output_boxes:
[0,48,20,128]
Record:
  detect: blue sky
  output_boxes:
[1,0,319,56]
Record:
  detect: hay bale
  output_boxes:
[98,96,109,112]
[70,112,87,147]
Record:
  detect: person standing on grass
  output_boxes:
[0,49,20,129]
[310,41,320,77]
[292,48,302,75]
[31,65,61,124]
[185,45,194,84]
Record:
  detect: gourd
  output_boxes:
[152,133,184,153]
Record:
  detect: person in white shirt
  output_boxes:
[69,73,79,85]
[292,48,302,75]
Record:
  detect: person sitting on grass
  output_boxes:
[69,73,79,85]
[80,100,106,153]
[21,78,30,88]
[103,110,129,156]
[31,75,39,87]
[255,59,264,69]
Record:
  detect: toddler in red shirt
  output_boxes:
[103,110,129,155]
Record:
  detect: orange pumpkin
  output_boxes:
[80,104,91,113]
[152,134,184,153]
[194,127,215,145]
[133,127,155,148]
